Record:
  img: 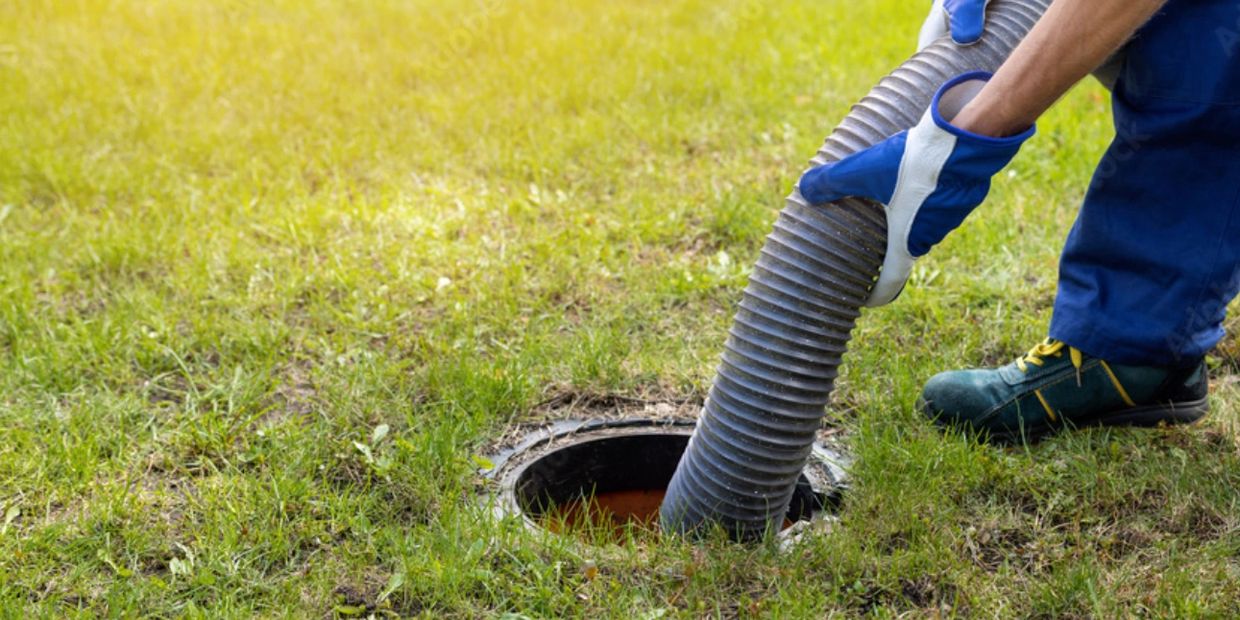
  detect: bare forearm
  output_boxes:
[952,0,1166,137]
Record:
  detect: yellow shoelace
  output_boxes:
[1016,339,1085,385]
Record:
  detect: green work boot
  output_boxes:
[920,339,1209,442]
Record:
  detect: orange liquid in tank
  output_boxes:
[543,489,793,539]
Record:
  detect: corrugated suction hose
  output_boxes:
[659,0,1052,541]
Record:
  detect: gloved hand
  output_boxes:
[917,0,989,50]
[798,72,1034,307]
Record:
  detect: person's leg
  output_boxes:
[1050,0,1240,366]
[920,0,1240,441]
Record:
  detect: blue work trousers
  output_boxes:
[1049,0,1240,366]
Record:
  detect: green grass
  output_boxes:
[3,0,1240,616]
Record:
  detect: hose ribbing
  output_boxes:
[659,0,1052,541]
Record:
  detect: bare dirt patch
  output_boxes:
[264,359,320,426]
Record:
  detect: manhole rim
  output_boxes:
[482,417,849,541]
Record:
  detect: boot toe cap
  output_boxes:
[919,369,1005,428]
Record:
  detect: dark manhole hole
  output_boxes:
[485,418,847,543]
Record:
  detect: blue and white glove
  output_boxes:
[798,72,1034,307]
[918,0,988,50]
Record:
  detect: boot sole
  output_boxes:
[1085,397,1209,428]
[982,397,1210,444]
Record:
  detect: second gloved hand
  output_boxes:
[918,0,989,50]
[798,71,1034,307]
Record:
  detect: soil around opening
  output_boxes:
[510,431,823,541]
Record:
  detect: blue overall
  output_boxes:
[1049,0,1240,366]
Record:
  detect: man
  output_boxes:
[799,0,1240,441]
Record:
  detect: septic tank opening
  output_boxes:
[504,428,833,541]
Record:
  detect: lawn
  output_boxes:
[3,0,1240,616]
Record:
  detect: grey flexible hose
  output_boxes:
[659,0,1052,541]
